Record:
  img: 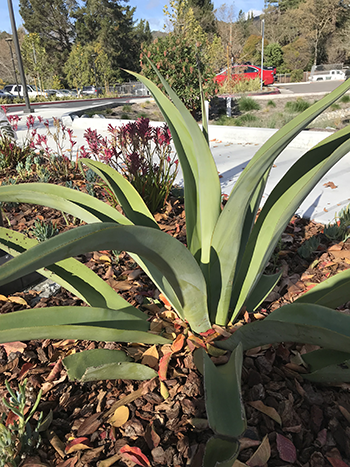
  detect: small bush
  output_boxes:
[122,104,132,112]
[331,103,341,111]
[234,114,258,126]
[267,100,276,108]
[340,95,350,104]
[121,113,129,119]
[238,97,260,112]
[285,99,310,113]
[290,69,304,83]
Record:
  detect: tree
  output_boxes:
[21,33,51,91]
[264,42,284,70]
[241,34,269,64]
[19,0,76,76]
[187,0,217,35]
[140,35,218,112]
[73,0,141,80]
[282,37,311,71]
[296,0,347,65]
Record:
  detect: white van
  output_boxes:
[309,70,345,81]
[3,84,49,98]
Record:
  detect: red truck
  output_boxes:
[214,64,276,86]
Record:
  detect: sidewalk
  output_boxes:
[10,101,350,226]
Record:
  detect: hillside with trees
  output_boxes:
[1,0,350,94]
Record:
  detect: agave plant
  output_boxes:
[1,69,350,466]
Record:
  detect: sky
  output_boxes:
[0,0,264,34]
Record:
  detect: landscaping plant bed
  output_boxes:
[1,180,350,466]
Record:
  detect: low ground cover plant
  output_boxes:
[1,68,350,466]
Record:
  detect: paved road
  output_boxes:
[275,80,346,94]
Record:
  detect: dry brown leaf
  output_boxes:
[239,438,261,451]
[246,435,271,467]
[107,278,133,291]
[159,381,169,400]
[248,400,282,425]
[108,405,129,427]
[233,461,249,467]
[338,405,350,423]
[128,269,143,280]
[8,296,27,305]
[323,181,337,189]
[97,254,111,263]
[97,453,122,467]
[141,345,159,369]
[0,294,8,301]
[2,341,27,355]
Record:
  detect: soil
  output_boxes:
[1,155,350,466]
[96,94,350,130]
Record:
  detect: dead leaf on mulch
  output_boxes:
[246,434,271,466]
[108,405,129,427]
[158,351,173,381]
[119,444,151,467]
[248,400,282,425]
[276,433,297,463]
[141,345,159,369]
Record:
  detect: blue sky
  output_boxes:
[0,0,264,34]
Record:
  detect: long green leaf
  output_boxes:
[244,271,282,312]
[302,349,350,383]
[81,361,158,382]
[63,349,130,380]
[218,303,350,352]
[127,69,221,271]
[0,306,149,331]
[81,159,159,229]
[230,125,350,322]
[203,343,246,438]
[0,183,129,224]
[0,324,169,345]
[210,79,350,325]
[295,267,350,308]
[0,227,146,318]
[0,223,211,333]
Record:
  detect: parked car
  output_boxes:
[44,89,59,97]
[0,90,15,101]
[214,64,276,86]
[309,69,345,81]
[3,84,49,98]
[81,86,102,96]
[56,89,77,98]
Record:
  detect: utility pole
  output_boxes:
[7,0,33,113]
[260,19,265,91]
[5,38,20,98]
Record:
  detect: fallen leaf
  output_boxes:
[120,445,151,467]
[248,400,282,425]
[323,181,337,189]
[108,405,129,428]
[276,433,297,463]
[158,352,173,381]
[141,345,159,369]
[48,431,66,458]
[326,457,350,467]
[338,405,350,423]
[0,294,8,301]
[246,435,271,467]
[145,422,161,449]
[97,254,111,263]
[97,453,121,467]
[65,437,91,454]
[159,381,169,400]
[239,438,261,452]
[233,461,249,467]
[77,413,101,437]
[46,359,63,382]
[56,458,78,467]
[8,296,27,305]
[171,334,185,353]
[2,341,27,355]
[18,362,34,379]
[158,293,172,309]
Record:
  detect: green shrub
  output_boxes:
[290,69,304,82]
[267,100,276,107]
[238,96,260,112]
[331,103,341,111]
[285,98,310,113]
[122,104,132,112]
[340,95,350,104]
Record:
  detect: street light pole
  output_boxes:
[5,38,20,98]
[260,19,265,91]
[7,0,33,113]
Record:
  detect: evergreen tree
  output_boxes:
[19,0,76,76]
[73,0,139,79]
[187,0,217,35]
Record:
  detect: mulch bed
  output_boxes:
[1,168,350,467]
